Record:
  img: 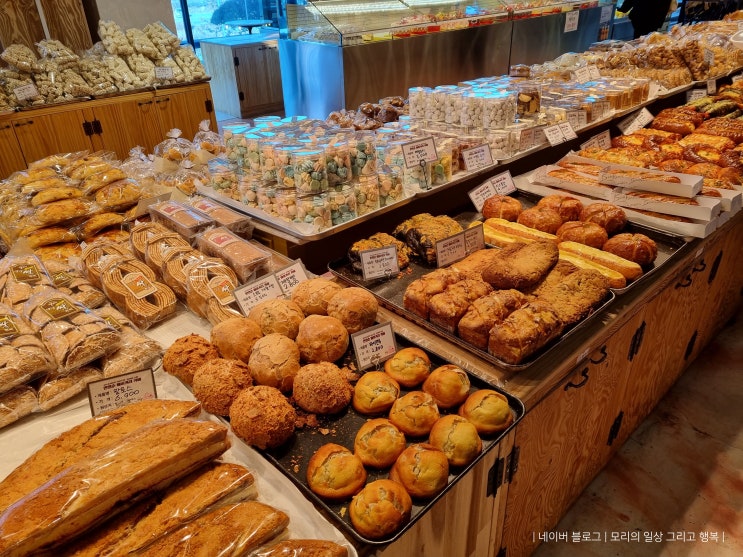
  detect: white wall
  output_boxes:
[94,0,176,32]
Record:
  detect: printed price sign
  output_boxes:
[580,129,612,151]
[564,10,579,33]
[544,124,567,146]
[573,66,591,84]
[401,136,438,168]
[600,4,613,23]
[360,245,400,281]
[435,232,467,268]
[274,261,309,295]
[519,128,535,151]
[133,192,172,218]
[234,274,283,314]
[464,223,485,254]
[462,144,494,170]
[469,181,497,212]
[588,66,601,80]
[704,48,714,65]
[580,136,599,150]
[88,369,157,416]
[617,107,654,135]
[488,170,517,195]
[648,82,661,99]
[593,100,611,120]
[155,66,175,80]
[351,322,397,371]
[14,83,39,101]
[567,111,587,131]
[707,79,717,95]
[686,89,706,103]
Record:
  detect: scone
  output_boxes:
[291,278,343,315]
[421,364,471,409]
[306,443,367,500]
[162,334,220,386]
[389,443,449,499]
[326,287,378,333]
[192,358,253,416]
[293,362,353,415]
[247,334,301,393]
[295,315,349,363]
[458,389,513,435]
[210,317,263,363]
[349,479,412,540]
[229,386,296,449]
[353,371,400,415]
[388,391,440,437]
[428,414,483,467]
[354,418,407,469]
[383,347,431,388]
[247,298,305,339]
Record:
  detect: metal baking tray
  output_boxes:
[260,333,524,546]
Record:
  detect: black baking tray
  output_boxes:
[261,333,524,546]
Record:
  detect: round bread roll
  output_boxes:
[428,414,483,467]
[349,479,412,540]
[248,333,301,393]
[383,347,431,388]
[291,278,343,315]
[388,391,440,437]
[580,202,627,235]
[192,358,253,416]
[458,389,513,435]
[421,364,471,410]
[516,206,563,234]
[326,287,378,333]
[295,315,349,363]
[537,194,583,222]
[603,233,658,266]
[210,317,263,363]
[247,298,305,339]
[389,443,449,499]
[556,221,609,249]
[229,385,296,449]
[353,371,401,415]
[307,443,367,500]
[293,361,353,414]
[481,195,522,221]
[162,334,220,386]
[354,418,407,469]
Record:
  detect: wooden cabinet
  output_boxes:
[201,36,284,119]
[153,86,218,141]
[89,92,166,158]
[0,119,27,179]
[10,108,94,164]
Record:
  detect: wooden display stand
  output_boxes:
[0,82,218,178]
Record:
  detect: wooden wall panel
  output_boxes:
[39,0,93,52]
[0,0,44,51]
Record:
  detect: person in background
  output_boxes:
[619,0,674,39]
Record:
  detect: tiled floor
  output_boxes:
[532,307,743,557]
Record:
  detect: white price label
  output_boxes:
[596,130,612,150]
[13,83,39,101]
[133,191,172,218]
[580,136,600,150]
[88,369,157,416]
[558,121,578,140]
[544,124,567,146]
[401,136,438,168]
[707,79,717,95]
[704,48,714,66]
[566,110,588,131]
[234,274,283,314]
[487,170,517,195]
[648,82,661,99]
[600,4,613,24]
[564,10,579,33]
[469,181,497,212]
[588,66,601,80]
[519,128,535,151]
[435,231,467,268]
[351,322,397,371]
[462,144,494,170]
[360,246,400,281]
[593,101,611,120]
[274,261,309,295]
[686,89,707,102]
[573,66,592,84]
[155,66,175,80]
[617,107,654,135]
[464,224,485,254]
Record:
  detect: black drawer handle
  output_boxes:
[156,97,170,104]
[589,345,608,365]
[0,123,11,130]
[14,120,33,127]
[564,367,589,391]
[138,100,153,106]
[692,259,706,274]
[675,273,693,288]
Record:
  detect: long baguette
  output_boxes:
[483,218,558,244]
[0,418,230,557]
[558,241,643,281]
[557,251,627,289]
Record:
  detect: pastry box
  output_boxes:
[195,227,272,283]
[611,188,722,221]
[148,200,215,240]
[529,165,615,201]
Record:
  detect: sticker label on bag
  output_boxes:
[0,315,20,338]
[121,272,158,299]
[40,297,80,320]
[208,276,236,305]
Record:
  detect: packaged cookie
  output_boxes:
[0,44,41,73]
[196,227,271,283]
[143,22,181,59]
[0,248,55,310]
[125,27,160,60]
[36,39,79,70]
[182,257,238,318]
[173,45,207,81]
[36,365,103,411]
[99,20,134,56]
[149,199,215,241]
[44,259,107,310]
[188,197,253,237]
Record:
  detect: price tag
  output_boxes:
[464,223,485,254]
[564,10,579,33]
[435,231,467,268]
[487,170,517,195]
[274,261,309,295]
[648,82,661,99]
[566,110,588,131]
[704,48,714,66]
[360,245,399,281]
[468,181,497,212]
[462,144,494,170]
[401,136,438,168]
[13,83,39,101]
[596,129,612,150]
[573,66,592,84]
[519,128,535,151]
[88,369,157,416]
[707,79,717,95]
[233,274,283,314]
[351,322,397,371]
[600,4,613,24]
[686,89,707,102]
[588,66,601,80]
[558,121,578,140]
[617,107,654,135]
[543,124,567,146]
[154,66,175,80]
[534,127,550,146]
[580,136,599,150]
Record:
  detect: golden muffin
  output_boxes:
[383,347,431,388]
[354,418,407,469]
[458,389,513,435]
[349,479,412,540]
[388,391,440,437]
[389,443,449,499]
[307,443,367,500]
[428,414,483,467]
[421,364,471,410]
[352,371,401,415]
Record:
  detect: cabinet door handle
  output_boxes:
[589,345,608,365]
[692,259,706,273]
[156,97,170,104]
[675,273,693,288]
[564,367,589,391]
[0,123,11,130]
[138,100,153,106]
[14,120,33,127]
[708,251,722,284]
[92,119,103,135]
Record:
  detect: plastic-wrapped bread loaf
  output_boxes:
[197,227,271,283]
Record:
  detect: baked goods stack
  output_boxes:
[0,398,349,556]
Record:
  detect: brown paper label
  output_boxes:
[208,276,236,306]
[40,297,80,320]
[121,273,158,299]
[11,263,42,284]
[102,315,123,331]
[206,230,239,249]
[0,315,21,338]
[52,270,74,287]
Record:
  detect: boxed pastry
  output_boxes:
[611,188,722,221]
[188,197,253,237]
[196,227,271,283]
[529,165,615,201]
[148,200,215,241]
